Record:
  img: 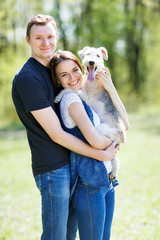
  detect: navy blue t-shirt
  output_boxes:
[12,57,70,176]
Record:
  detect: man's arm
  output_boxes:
[31,106,118,161]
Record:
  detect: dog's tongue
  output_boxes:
[87,67,95,82]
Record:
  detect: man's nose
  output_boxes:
[42,38,49,45]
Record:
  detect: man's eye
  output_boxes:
[48,35,54,39]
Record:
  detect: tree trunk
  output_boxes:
[124,0,146,92]
[53,0,68,50]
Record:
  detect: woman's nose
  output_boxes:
[69,73,74,80]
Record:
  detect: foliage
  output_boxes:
[0,0,160,123]
[0,47,30,126]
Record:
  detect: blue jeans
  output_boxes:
[72,180,115,240]
[35,164,75,240]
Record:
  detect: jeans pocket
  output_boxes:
[34,175,41,190]
[88,186,102,194]
[34,173,50,191]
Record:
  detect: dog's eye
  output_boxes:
[96,54,100,58]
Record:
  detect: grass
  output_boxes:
[0,107,160,240]
[0,129,41,240]
[112,107,160,240]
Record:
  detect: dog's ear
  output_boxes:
[99,47,108,60]
[78,46,90,59]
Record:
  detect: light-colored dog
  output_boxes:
[78,46,126,183]
[55,46,126,184]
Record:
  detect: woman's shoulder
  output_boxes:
[61,91,82,110]
[55,89,82,104]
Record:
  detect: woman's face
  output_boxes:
[55,60,83,90]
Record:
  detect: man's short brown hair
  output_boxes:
[26,14,58,40]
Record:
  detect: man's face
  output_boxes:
[26,22,58,66]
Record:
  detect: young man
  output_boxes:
[12,14,118,240]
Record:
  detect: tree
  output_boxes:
[69,0,123,84]
[124,0,147,93]
[51,0,68,50]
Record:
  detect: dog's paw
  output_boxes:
[111,158,119,176]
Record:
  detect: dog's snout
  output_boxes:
[89,61,95,66]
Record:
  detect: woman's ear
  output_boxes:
[57,80,61,86]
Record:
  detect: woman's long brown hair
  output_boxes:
[50,50,83,94]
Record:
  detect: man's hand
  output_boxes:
[101,141,120,162]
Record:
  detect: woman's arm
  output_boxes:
[68,101,112,149]
[96,69,129,130]
[31,106,118,162]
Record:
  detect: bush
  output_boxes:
[0,48,29,127]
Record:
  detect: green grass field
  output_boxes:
[0,107,160,240]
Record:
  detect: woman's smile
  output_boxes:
[69,80,79,86]
[56,60,83,90]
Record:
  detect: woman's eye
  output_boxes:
[73,68,78,72]
[62,74,68,78]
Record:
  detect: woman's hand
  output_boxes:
[96,68,114,93]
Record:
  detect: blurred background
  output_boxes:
[0,0,160,125]
[0,0,160,239]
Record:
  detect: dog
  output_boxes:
[77,46,126,185]
[55,46,126,186]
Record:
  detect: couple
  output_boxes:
[12,14,129,240]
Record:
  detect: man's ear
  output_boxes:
[26,36,30,45]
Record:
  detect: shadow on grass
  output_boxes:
[130,112,160,135]
[0,122,25,139]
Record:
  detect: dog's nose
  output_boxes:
[89,61,95,66]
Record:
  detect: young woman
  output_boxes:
[51,50,129,240]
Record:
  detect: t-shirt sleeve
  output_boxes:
[15,72,50,112]
[60,92,83,128]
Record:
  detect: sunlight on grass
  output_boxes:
[0,130,41,240]
[112,109,160,240]
[0,108,160,240]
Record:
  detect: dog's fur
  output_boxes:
[55,46,126,180]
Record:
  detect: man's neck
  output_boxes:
[32,56,51,68]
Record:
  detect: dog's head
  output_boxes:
[78,46,108,82]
